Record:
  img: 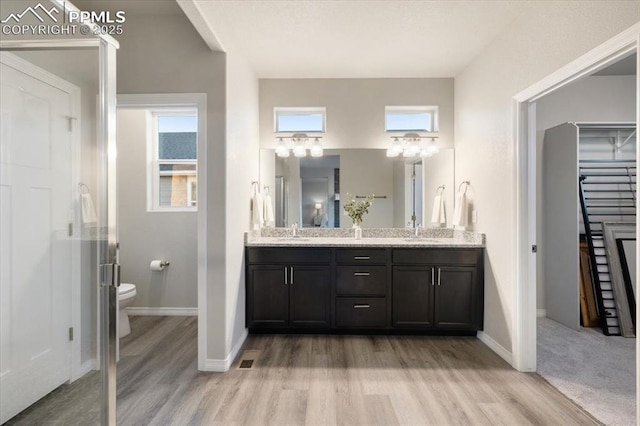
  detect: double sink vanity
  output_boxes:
[245,228,485,335]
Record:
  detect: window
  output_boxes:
[385,106,438,132]
[274,107,326,133]
[149,109,197,211]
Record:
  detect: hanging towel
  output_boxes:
[452,191,469,229]
[431,193,446,226]
[263,193,275,227]
[251,189,264,230]
[81,193,97,224]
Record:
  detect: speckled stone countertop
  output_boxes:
[245,228,485,248]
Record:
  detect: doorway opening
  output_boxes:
[116,94,207,371]
[513,23,638,371]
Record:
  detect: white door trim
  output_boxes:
[116,93,207,371]
[0,51,84,382]
[512,23,640,373]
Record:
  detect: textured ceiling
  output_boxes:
[185,0,546,78]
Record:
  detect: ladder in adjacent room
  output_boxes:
[578,160,636,336]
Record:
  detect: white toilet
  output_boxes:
[118,283,137,338]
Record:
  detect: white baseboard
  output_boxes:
[202,328,248,372]
[127,307,197,316]
[478,331,513,365]
[537,309,547,318]
[71,359,97,382]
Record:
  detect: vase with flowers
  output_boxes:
[343,193,374,239]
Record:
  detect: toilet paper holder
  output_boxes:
[150,260,170,271]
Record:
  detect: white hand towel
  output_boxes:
[81,193,97,224]
[263,193,275,227]
[431,194,445,225]
[452,191,469,229]
[251,190,264,230]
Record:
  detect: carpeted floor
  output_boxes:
[537,317,636,425]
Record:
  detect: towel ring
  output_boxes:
[436,185,445,195]
[78,182,90,195]
[457,180,470,194]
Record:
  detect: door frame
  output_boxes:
[512,23,640,373]
[0,51,84,380]
[116,93,208,371]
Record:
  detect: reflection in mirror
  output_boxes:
[260,148,454,228]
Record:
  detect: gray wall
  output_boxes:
[116,109,197,308]
[535,75,637,312]
[115,12,228,359]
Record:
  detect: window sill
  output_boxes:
[147,208,197,213]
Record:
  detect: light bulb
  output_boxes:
[391,137,403,154]
[386,148,399,157]
[310,138,323,157]
[293,143,306,157]
[420,148,432,157]
[427,138,439,154]
[275,138,289,157]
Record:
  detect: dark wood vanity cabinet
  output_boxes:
[334,248,389,328]
[246,246,483,334]
[246,248,331,329]
[392,249,484,331]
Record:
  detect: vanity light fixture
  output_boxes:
[275,133,324,158]
[387,133,439,158]
[310,137,323,157]
[275,137,290,157]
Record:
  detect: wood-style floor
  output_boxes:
[119,317,597,425]
[8,316,600,425]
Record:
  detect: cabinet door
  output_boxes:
[247,265,289,328]
[434,266,478,329]
[392,266,434,327]
[289,265,331,327]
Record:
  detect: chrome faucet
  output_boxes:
[414,224,422,238]
[291,222,298,238]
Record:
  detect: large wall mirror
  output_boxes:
[259,148,454,229]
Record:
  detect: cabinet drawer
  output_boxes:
[336,248,387,265]
[336,266,387,296]
[392,248,480,265]
[336,298,386,328]
[247,247,331,264]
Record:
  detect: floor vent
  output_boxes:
[239,359,253,369]
[237,349,260,370]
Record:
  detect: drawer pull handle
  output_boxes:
[354,256,370,260]
[437,268,441,286]
[353,304,370,309]
[354,272,370,276]
[284,267,288,285]
[431,268,435,286]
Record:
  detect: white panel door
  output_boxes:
[0,56,74,423]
